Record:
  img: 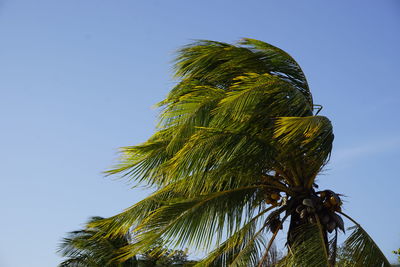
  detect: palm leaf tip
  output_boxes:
[341,224,391,267]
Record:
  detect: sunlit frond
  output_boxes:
[212,73,312,128]
[132,186,261,250]
[89,183,184,239]
[195,207,273,267]
[105,134,171,187]
[238,38,312,106]
[157,84,225,153]
[165,127,273,182]
[273,116,334,187]
[174,40,271,88]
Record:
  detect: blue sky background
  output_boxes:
[0,0,399,266]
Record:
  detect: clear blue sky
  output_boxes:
[0,0,399,266]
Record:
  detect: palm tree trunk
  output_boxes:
[287,198,332,267]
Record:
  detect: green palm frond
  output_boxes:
[174,40,270,88]
[212,73,312,127]
[165,127,272,182]
[238,38,312,106]
[59,257,98,267]
[174,39,311,107]
[339,213,391,267]
[59,257,113,267]
[194,207,272,267]
[105,136,171,186]
[132,186,261,250]
[161,85,225,154]
[273,116,334,187]
[104,186,264,263]
[158,83,225,126]
[89,183,185,239]
[341,225,391,267]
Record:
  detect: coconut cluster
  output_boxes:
[295,190,344,233]
[265,191,282,206]
[269,216,284,233]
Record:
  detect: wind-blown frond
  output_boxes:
[174,39,311,108]
[105,134,171,187]
[212,73,312,128]
[339,213,391,267]
[238,38,312,106]
[195,207,273,267]
[132,186,261,250]
[157,84,226,153]
[105,186,264,262]
[59,257,98,267]
[89,183,185,239]
[174,40,272,88]
[273,116,334,187]
[165,127,272,182]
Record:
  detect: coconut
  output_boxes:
[271,193,281,200]
[269,218,281,233]
[327,221,336,233]
[329,196,339,206]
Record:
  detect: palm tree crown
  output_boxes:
[92,39,390,267]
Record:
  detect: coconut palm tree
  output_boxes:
[91,39,390,266]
